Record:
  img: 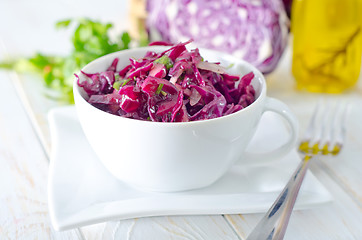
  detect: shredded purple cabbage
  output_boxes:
[76,41,256,122]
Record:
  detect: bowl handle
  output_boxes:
[240,97,299,165]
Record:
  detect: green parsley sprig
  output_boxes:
[0,18,148,103]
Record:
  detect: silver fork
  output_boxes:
[246,99,348,240]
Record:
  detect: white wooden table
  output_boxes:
[1,1,362,239]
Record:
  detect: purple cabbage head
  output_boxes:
[146,0,289,73]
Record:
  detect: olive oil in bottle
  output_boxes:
[291,0,362,93]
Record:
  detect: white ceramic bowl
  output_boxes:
[73,46,298,192]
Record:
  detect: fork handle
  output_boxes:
[246,155,312,240]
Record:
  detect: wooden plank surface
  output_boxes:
[0,71,82,239]
[102,217,240,240]
[226,160,362,239]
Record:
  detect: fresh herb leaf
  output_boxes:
[154,55,173,70]
[56,19,72,29]
[155,83,164,95]
[121,78,131,87]
[113,80,122,90]
[226,63,235,69]
[120,32,131,49]
[160,90,167,96]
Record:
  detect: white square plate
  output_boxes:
[48,106,332,231]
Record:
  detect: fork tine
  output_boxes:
[314,100,331,154]
[299,98,328,154]
[302,98,321,141]
[299,99,321,153]
[330,102,349,154]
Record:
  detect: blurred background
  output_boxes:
[1,0,361,103]
[0,0,128,56]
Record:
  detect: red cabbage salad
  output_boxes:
[76,41,256,122]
